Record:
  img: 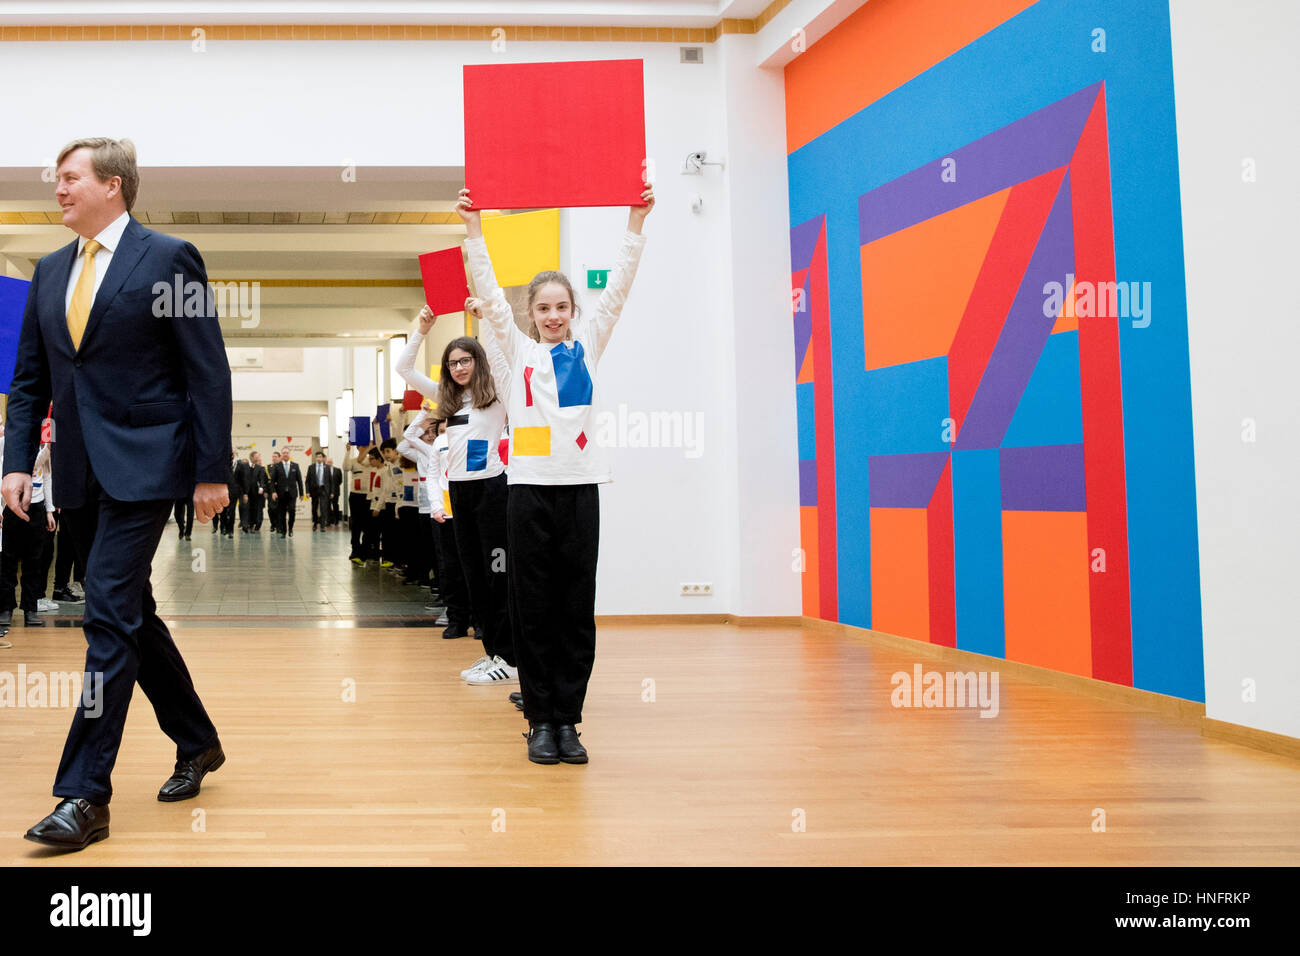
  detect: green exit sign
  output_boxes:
[587,269,610,289]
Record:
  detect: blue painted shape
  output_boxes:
[0,275,31,395]
[798,459,816,507]
[796,382,816,459]
[551,340,593,407]
[466,439,489,472]
[859,356,951,457]
[1002,331,1083,448]
[951,449,1004,658]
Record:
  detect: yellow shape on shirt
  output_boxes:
[512,426,551,457]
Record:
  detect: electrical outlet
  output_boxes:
[680,582,713,596]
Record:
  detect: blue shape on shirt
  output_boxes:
[466,439,489,472]
[551,340,594,408]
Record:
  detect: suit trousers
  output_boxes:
[53,514,84,590]
[507,483,598,725]
[54,470,219,803]
[449,475,514,666]
[310,491,328,528]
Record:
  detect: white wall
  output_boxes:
[1171,0,1300,739]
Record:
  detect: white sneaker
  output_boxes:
[37,598,59,613]
[465,656,518,685]
[68,583,85,600]
[459,655,492,679]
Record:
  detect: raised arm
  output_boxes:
[585,186,654,362]
[397,307,441,400]
[457,188,530,371]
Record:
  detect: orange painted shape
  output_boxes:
[1002,510,1092,677]
[861,187,1010,370]
[869,507,930,642]
[1052,277,1078,334]
[800,505,820,617]
[785,0,1038,153]
[796,344,815,383]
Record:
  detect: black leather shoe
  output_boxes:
[555,724,588,764]
[509,692,524,712]
[157,743,225,802]
[525,722,559,764]
[24,798,110,850]
[442,624,470,640]
[24,611,44,627]
[0,610,12,627]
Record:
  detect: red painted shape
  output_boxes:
[524,365,535,407]
[1071,83,1133,686]
[947,167,1065,432]
[575,431,587,450]
[926,460,956,647]
[809,222,839,620]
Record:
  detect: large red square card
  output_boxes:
[464,58,647,209]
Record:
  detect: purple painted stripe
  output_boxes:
[790,215,824,273]
[1000,444,1086,511]
[954,171,1074,450]
[793,273,812,378]
[858,82,1099,246]
[799,458,817,507]
[868,452,950,508]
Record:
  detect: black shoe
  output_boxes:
[51,589,75,603]
[508,692,523,712]
[525,722,559,764]
[184,534,191,540]
[0,609,12,627]
[24,611,44,627]
[555,724,588,764]
[442,625,470,640]
[24,798,110,850]
[157,742,225,802]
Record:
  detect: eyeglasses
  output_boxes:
[448,357,474,370]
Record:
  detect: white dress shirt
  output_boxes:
[65,210,131,315]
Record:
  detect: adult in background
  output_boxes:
[306,450,331,531]
[326,456,343,528]
[3,137,231,849]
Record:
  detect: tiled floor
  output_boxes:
[41,514,440,626]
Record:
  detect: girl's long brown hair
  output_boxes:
[436,336,499,420]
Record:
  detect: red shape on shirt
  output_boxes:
[524,366,534,407]
[575,431,587,451]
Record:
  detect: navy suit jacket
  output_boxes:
[2,216,232,508]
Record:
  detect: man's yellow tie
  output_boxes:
[66,239,102,350]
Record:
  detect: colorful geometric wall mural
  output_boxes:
[786,0,1204,701]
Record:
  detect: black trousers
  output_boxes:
[310,492,328,528]
[433,515,471,628]
[279,495,296,534]
[0,504,52,612]
[408,512,433,584]
[54,472,219,804]
[53,515,85,590]
[450,475,514,666]
[173,498,193,537]
[348,493,369,558]
[219,498,237,534]
[507,484,598,724]
[267,494,282,532]
[330,491,341,525]
[250,493,265,529]
[379,503,396,564]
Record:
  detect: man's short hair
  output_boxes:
[57,137,140,212]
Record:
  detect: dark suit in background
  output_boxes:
[271,459,303,535]
[219,459,239,535]
[234,458,253,531]
[329,465,343,525]
[3,214,232,804]
[305,460,331,530]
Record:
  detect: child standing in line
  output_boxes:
[457,183,654,764]
[396,306,517,684]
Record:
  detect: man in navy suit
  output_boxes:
[2,138,232,850]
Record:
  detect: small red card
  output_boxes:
[464,58,647,209]
[418,247,470,316]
